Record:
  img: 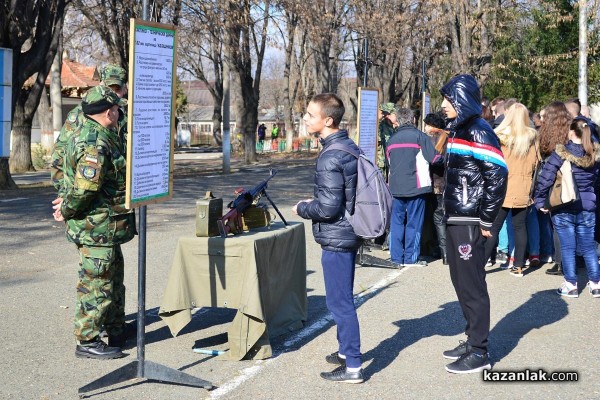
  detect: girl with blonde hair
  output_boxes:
[484,103,539,277]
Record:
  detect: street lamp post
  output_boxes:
[578,0,588,106]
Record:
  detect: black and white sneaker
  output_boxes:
[588,281,600,298]
[442,340,470,360]
[445,351,491,374]
[325,351,346,366]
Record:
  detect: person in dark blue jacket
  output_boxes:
[386,107,441,266]
[439,74,508,374]
[293,93,364,384]
[534,119,600,298]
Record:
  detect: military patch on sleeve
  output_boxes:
[68,113,77,123]
[82,166,96,179]
[75,163,100,191]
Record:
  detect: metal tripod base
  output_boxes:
[78,359,213,396]
[358,253,399,268]
[357,245,398,269]
[78,206,213,397]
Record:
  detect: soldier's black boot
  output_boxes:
[76,337,124,360]
[108,321,137,348]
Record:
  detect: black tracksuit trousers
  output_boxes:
[446,224,490,354]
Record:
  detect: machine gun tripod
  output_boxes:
[217,169,288,238]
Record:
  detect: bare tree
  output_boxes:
[301,0,350,95]
[70,0,139,68]
[69,0,181,68]
[442,0,501,83]
[225,0,271,163]
[0,0,69,187]
[178,0,224,144]
[275,1,308,151]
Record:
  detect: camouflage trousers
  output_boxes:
[74,244,126,341]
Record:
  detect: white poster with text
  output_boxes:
[126,20,177,208]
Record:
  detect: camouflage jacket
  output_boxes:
[377,120,395,171]
[51,105,128,197]
[60,115,135,246]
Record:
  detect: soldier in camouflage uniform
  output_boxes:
[53,86,135,359]
[375,103,398,251]
[377,103,398,182]
[50,64,128,200]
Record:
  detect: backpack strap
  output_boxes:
[321,142,362,218]
[322,142,361,158]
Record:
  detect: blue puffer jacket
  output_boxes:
[534,142,600,213]
[297,130,362,252]
[440,74,508,229]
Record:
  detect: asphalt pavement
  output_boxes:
[1,153,599,400]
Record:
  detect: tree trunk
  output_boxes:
[283,11,302,152]
[0,159,17,189]
[211,107,223,146]
[10,72,56,173]
[240,73,258,163]
[37,86,53,150]
[0,0,67,188]
[9,120,35,173]
[241,106,258,163]
[51,41,63,134]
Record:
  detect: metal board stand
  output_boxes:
[357,243,398,269]
[78,206,213,396]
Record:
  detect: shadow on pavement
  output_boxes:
[489,289,568,363]
[362,301,464,378]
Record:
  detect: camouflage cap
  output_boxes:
[379,103,396,114]
[100,64,127,87]
[81,85,125,115]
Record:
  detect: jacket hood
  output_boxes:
[440,74,482,128]
[555,142,600,169]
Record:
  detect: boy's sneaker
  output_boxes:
[541,255,553,264]
[509,266,524,277]
[413,259,428,267]
[325,351,346,366]
[320,366,364,384]
[445,351,491,374]
[405,259,428,267]
[485,258,495,267]
[588,281,600,298]
[499,258,514,270]
[557,281,578,298]
[442,341,470,360]
[528,256,540,268]
[545,263,562,275]
[496,250,508,264]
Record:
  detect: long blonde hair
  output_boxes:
[494,103,537,159]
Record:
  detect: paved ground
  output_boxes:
[1,152,599,400]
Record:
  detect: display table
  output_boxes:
[159,222,307,360]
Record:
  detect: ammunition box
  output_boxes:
[241,205,272,231]
[196,192,223,237]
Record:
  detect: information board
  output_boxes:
[356,88,380,165]
[0,48,12,158]
[126,19,177,208]
[421,92,431,130]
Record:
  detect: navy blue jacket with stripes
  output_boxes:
[440,75,508,230]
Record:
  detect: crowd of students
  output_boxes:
[380,96,600,299]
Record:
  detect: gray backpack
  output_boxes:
[323,143,393,239]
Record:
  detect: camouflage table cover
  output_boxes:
[159,222,307,360]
